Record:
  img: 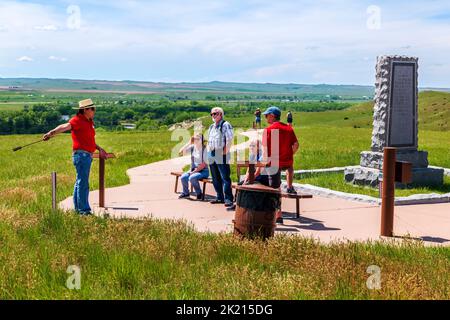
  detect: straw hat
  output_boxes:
[73,98,95,110]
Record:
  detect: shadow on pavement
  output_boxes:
[279,212,341,232]
[420,236,450,244]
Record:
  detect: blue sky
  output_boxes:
[1,0,450,86]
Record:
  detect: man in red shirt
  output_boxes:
[254,106,299,223]
[43,99,108,215]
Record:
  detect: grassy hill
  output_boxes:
[316,90,450,132]
[0,78,374,99]
[419,91,450,131]
[227,91,450,132]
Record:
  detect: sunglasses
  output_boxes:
[88,107,96,111]
[211,112,219,116]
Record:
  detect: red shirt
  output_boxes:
[262,121,298,168]
[69,114,96,153]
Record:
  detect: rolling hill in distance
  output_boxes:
[0,78,375,97]
[2,77,448,98]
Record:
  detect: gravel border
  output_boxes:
[282,165,450,206]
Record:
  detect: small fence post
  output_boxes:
[99,157,105,208]
[51,172,57,211]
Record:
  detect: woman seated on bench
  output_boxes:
[178,133,209,200]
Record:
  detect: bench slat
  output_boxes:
[281,193,313,199]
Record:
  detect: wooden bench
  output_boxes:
[171,171,240,201]
[235,162,313,218]
[171,171,212,201]
[171,171,312,218]
[280,191,313,219]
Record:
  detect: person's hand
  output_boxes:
[99,148,108,159]
[43,130,54,141]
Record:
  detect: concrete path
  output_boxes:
[60,131,450,246]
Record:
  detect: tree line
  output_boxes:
[0,100,351,135]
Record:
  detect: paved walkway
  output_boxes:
[60,131,450,246]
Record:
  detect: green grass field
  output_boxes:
[0,102,50,111]
[0,92,449,299]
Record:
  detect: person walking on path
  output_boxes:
[256,106,299,223]
[178,133,209,200]
[287,110,293,127]
[207,107,234,207]
[43,99,108,215]
[254,108,262,129]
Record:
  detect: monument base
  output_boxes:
[360,150,429,169]
[344,166,444,189]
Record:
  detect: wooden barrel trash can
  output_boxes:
[234,183,281,240]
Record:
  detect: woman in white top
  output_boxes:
[178,133,209,200]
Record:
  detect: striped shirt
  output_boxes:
[207,120,234,152]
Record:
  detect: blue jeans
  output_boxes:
[181,168,210,196]
[209,159,233,202]
[72,151,93,214]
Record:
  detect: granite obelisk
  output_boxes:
[344,56,443,187]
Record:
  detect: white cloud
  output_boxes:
[49,55,68,62]
[34,24,58,31]
[0,1,450,86]
[17,56,33,62]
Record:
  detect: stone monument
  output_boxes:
[344,55,444,188]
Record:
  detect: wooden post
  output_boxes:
[381,147,396,237]
[202,181,207,201]
[99,157,105,208]
[51,172,57,210]
[174,176,179,193]
[93,153,115,208]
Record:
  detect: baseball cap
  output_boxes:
[262,106,281,117]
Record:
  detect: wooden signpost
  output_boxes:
[380,147,412,237]
[93,152,116,208]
